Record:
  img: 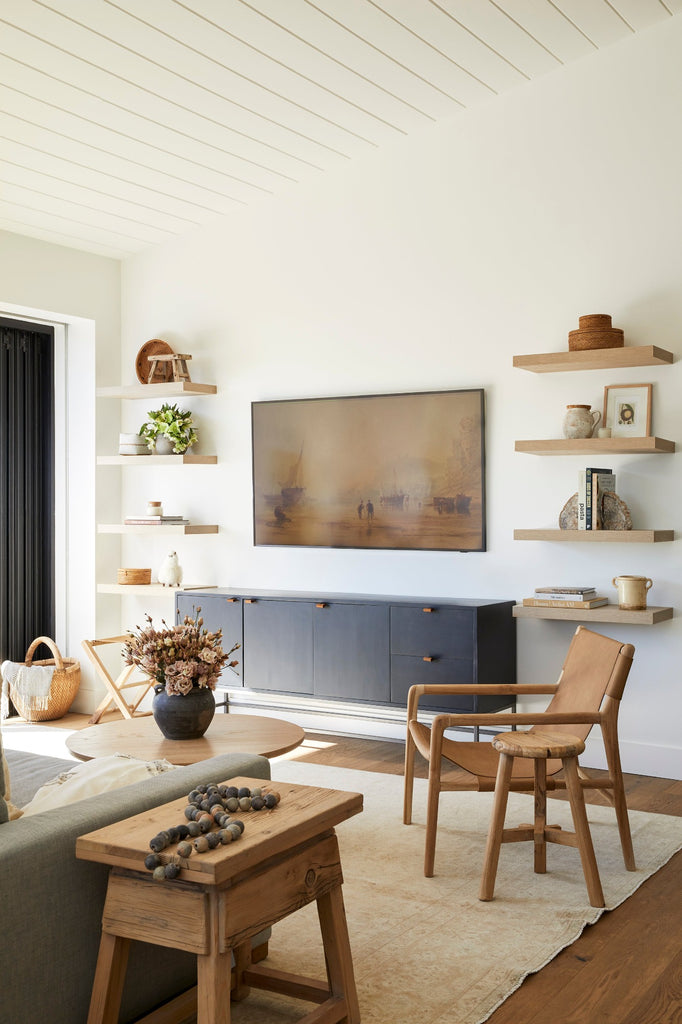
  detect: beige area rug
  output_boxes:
[226,760,682,1024]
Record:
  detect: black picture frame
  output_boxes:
[251,388,486,552]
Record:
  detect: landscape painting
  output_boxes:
[252,388,486,551]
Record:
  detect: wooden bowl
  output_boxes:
[117,568,152,585]
[135,339,174,384]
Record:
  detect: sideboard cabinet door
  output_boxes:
[176,593,243,683]
[243,599,313,694]
[313,601,390,702]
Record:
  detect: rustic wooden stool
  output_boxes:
[147,352,192,383]
[479,730,605,908]
[77,776,362,1024]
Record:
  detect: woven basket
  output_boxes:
[12,636,81,722]
[117,567,152,585]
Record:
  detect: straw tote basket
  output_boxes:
[12,636,81,722]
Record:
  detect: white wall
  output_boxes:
[116,18,682,778]
[0,231,121,711]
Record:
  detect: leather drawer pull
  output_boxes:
[226,598,237,603]
[315,603,328,609]
[422,607,434,613]
[423,656,436,662]
[245,599,255,604]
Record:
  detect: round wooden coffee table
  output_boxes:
[66,713,305,765]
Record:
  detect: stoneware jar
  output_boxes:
[563,404,601,439]
[612,575,653,610]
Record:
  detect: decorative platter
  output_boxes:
[135,339,174,384]
[559,491,632,531]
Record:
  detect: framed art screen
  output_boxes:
[252,388,486,551]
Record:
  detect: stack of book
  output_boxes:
[522,586,608,609]
[124,515,189,525]
[578,467,616,530]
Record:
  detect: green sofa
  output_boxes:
[1,745,271,1023]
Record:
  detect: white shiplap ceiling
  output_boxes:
[1,0,678,259]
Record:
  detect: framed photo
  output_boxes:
[603,383,652,438]
[252,388,486,551]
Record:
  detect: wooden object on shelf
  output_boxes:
[135,339,174,383]
[513,604,672,624]
[513,345,674,373]
[147,352,192,384]
[76,777,361,1024]
[81,636,155,725]
[97,454,217,465]
[514,529,673,543]
[98,583,216,595]
[116,568,151,585]
[559,492,632,532]
[480,730,605,907]
[97,382,217,398]
[515,437,675,455]
[568,313,624,353]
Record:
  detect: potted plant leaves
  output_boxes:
[138,403,198,454]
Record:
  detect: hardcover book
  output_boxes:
[523,597,608,609]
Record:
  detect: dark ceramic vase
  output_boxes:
[152,685,216,740]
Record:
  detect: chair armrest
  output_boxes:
[431,710,603,733]
[406,683,558,720]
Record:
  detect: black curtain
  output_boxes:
[0,317,55,664]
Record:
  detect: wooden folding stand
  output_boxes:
[81,637,155,725]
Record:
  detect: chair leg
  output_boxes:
[479,752,514,901]
[424,763,441,878]
[403,725,416,826]
[563,757,605,909]
[533,757,547,874]
[601,719,636,871]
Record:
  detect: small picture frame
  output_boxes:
[603,383,652,438]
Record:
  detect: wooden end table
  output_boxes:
[77,776,362,1024]
[66,713,305,764]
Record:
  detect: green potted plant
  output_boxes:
[138,403,198,454]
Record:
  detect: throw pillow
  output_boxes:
[0,728,23,822]
[21,752,176,817]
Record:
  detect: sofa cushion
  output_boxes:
[22,752,177,816]
[0,729,23,822]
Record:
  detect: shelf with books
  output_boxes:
[513,604,673,625]
[515,437,675,455]
[512,345,674,373]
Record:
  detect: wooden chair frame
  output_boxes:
[82,637,155,725]
[403,625,636,878]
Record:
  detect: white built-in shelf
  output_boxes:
[515,437,675,455]
[513,345,674,373]
[98,524,219,535]
[513,603,672,625]
[97,583,217,596]
[97,382,217,398]
[97,454,217,465]
[514,529,674,543]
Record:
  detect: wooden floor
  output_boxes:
[42,715,682,1022]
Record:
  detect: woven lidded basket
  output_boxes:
[117,567,152,585]
[13,636,81,722]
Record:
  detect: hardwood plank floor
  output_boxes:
[40,715,682,1021]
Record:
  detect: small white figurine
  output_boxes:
[158,551,183,587]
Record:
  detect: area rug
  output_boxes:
[226,760,682,1024]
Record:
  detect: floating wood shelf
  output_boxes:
[515,437,675,455]
[98,524,219,535]
[97,583,217,596]
[513,604,672,625]
[513,345,674,373]
[97,454,217,465]
[514,529,674,543]
[97,382,217,398]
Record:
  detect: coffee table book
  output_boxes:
[523,597,608,609]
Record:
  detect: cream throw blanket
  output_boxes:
[1,660,54,718]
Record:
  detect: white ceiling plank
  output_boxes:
[553,0,637,45]
[492,0,598,62]
[0,205,142,256]
[0,22,314,184]
[387,0,557,83]
[608,0,674,32]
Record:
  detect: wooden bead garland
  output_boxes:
[144,782,281,880]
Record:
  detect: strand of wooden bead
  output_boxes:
[144,782,281,880]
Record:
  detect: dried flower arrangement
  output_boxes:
[122,610,239,697]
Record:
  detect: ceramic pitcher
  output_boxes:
[612,575,653,610]
[563,404,601,439]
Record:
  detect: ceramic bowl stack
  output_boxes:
[568,314,624,351]
[119,432,149,455]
